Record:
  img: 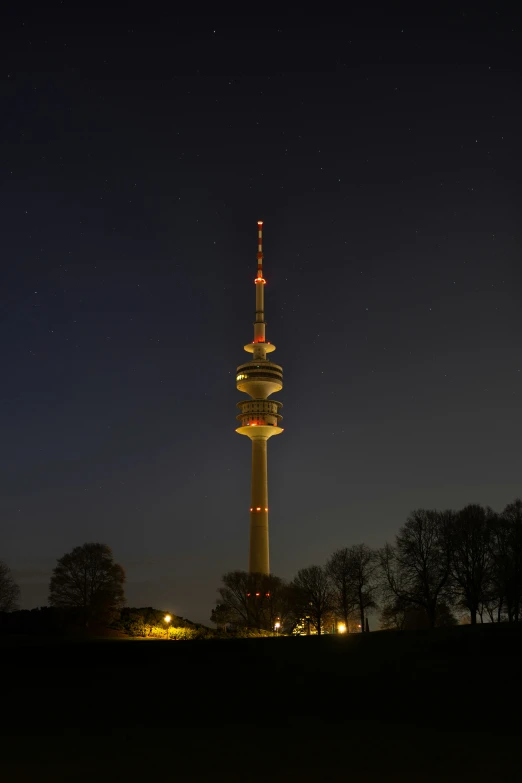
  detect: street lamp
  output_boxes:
[338,622,347,634]
[164,614,171,640]
[274,621,281,636]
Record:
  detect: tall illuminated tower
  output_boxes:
[235,221,283,575]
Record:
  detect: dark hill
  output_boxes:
[2,624,521,781]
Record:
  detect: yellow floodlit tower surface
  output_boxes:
[235,221,283,575]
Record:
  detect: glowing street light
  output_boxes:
[164,614,171,640]
[338,622,347,634]
[274,620,281,636]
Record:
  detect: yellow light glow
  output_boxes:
[274,622,281,629]
[164,614,171,624]
[338,623,346,634]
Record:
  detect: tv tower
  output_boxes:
[235,221,283,575]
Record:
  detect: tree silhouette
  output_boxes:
[326,548,358,631]
[491,499,522,622]
[291,565,333,636]
[0,561,20,612]
[326,544,378,632]
[210,603,235,631]
[379,596,411,630]
[216,570,288,631]
[450,504,494,624]
[379,510,453,628]
[49,543,125,626]
[349,543,378,632]
[380,597,457,630]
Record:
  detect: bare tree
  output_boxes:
[478,594,504,624]
[216,571,251,627]
[291,565,333,636]
[379,595,412,630]
[379,597,457,630]
[216,571,288,631]
[349,544,378,632]
[326,548,358,630]
[379,510,453,628]
[327,545,378,632]
[450,504,494,624]
[0,561,20,612]
[491,499,522,622]
[49,543,125,626]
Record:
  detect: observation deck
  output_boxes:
[244,341,276,354]
[236,398,283,427]
[236,361,283,398]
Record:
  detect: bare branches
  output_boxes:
[450,505,495,624]
[0,561,20,612]
[379,510,453,628]
[491,500,522,622]
[291,565,333,636]
[213,497,522,634]
[216,571,289,631]
[326,545,378,632]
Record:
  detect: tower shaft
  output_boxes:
[249,437,269,573]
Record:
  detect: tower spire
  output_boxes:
[235,221,284,575]
[257,220,264,277]
[253,220,266,348]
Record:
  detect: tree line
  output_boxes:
[2,498,521,637]
[212,499,522,634]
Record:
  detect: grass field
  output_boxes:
[2,624,521,781]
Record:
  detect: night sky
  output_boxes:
[2,6,521,623]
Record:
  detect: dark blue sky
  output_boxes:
[1,5,521,622]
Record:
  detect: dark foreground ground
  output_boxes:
[2,623,521,782]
